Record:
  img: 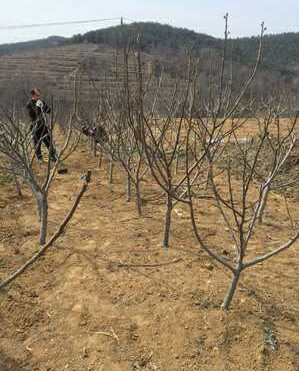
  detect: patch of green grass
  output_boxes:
[263,321,279,351]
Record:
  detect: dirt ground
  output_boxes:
[0,140,298,371]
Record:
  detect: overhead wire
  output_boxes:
[0,18,123,30]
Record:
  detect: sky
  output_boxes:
[0,0,299,45]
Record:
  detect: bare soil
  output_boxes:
[0,142,298,371]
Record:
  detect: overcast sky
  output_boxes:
[0,0,299,45]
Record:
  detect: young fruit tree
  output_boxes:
[0,81,91,290]
[140,55,212,248]
[181,19,299,309]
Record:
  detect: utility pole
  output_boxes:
[120,17,124,26]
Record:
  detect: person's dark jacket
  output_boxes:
[26,99,51,124]
[82,125,108,144]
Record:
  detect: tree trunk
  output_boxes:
[37,193,48,246]
[135,180,142,216]
[205,169,212,190]
[13,174,23,199]
[222,270,241,310]
[126,173,131,202]
[108,160,114,184]
[162,192,173,249]
[98,149,103,169]
[175,154,180,175]
[257,184,271,224]
[93,138,97,157]
[88,137,93,154]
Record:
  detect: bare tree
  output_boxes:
[85,48,149,215]
[0,76,93,290]
[0,79,80,245]
[250,101,299,223]
[140,55,210,248]
[181,19,299,309]
[188,114,298,309]
[0,171,91,290]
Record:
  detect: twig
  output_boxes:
[93,331,112,337]
[110,327,120,345]
[111,258,182,269]
[92,327,120,345]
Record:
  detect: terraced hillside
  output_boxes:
[0,44,96,98]
[0,43,178,105]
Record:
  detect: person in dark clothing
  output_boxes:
[26,89,57,162]
[81,124,108,144]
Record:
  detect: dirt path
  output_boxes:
[0,146,298,371]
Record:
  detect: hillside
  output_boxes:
[0,43,180,109]
[70,22,222,53]
[233,32,299,79]
[0,36,67,56]
[1,22,299,77]
[70,23,299,81]
[0,22,298,106]
[0,43,98,104]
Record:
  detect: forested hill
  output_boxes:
[233,32,299,78]
[70,22,222,52]
[69,23,299,78]
[0,22,298,79]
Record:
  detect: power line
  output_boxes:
[123,18,137,23]
[0,18,122,30]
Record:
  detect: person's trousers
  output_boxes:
[31,122,56,159]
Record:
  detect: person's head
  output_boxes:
[31,89,41,101]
